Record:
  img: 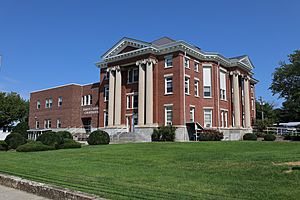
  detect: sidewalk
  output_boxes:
[0,184,48,200]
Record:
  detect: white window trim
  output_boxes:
[37,100,40,109]
[57,119,61,128]
[194,79,199,97]
[164,55,173,68]
[104,111,108,127]
[164,105,173,126]
[127,68,138,84]
[104,85,109,102]
[190,106,195,122]
[184,56,190,69]
[58,97,62,107]
[185,76,190,95]
[203,66,212,98]
[194,60,199,72]
[204,109,213,128]
[126,93,138,109]
[164,75,173,95]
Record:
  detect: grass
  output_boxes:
[0,141,300,199]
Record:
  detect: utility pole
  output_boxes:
[259,96,265,120]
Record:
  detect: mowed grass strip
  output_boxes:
[0,142,299,199]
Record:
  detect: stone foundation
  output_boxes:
[221,128,253,141]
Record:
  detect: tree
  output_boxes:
[0,92,28,127]
[255,101,277,122]
[270,50,300,122]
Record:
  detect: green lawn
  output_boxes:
[0,142,300,199]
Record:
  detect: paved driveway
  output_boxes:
[0,185,49,200]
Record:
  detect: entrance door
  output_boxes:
[82,118,92,133]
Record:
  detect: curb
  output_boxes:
[0,173,106,200]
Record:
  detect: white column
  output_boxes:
[145,60,154,125]
[244,77,251,128]
[137,61,145,125]
[108,69,115,126]
[232,72,241,128]
[114,66,122,126]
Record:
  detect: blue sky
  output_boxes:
[0,0,299,107]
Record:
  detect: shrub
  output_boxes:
[0,141,8,151]
[198,130,224,141]
[87,130,110,145]
[151,129,161,141]
[58,139,81,149]
[4,133,27,149]
[254,132,265,138]
[56,131,73,139]
[243,133,257,141]
[12,122,29,139]
[284,134,291,140]
[16,141,55,152]
[264,134,276,141]
[291,135,300,141]
[151,125,176,142]
[36,131,64,148]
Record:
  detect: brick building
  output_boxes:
[29,37,257,141]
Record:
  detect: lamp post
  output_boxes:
[259,96,265,120]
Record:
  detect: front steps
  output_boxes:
[110,132,146,144]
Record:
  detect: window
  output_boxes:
[204,109,212,128]
[251,85,254,93]
[190,107,195,122]
[104,111,108,127]
[126,94,138,109]
[194,61,199,72]
[35,121,39,129]
[104,86,109,101]
[185,76,190,95]
[165,106,173,125]
[203,67,212,97]
[184,57,190,68]
[58,97,62,107]
[133,114,138,126]
[49,98,53,108]
[164,76,173,94]
[88,95,92,105]
[57,119,61,128]
[251,98,254,110]
[220,71,227,100]
[104,71,110,80]
[45,99,49,108]
[128,68,139,83]
[37,100,40,109]
[44,119,51,129]
[82,95,92,106]
[194,80,199,97]
[164,55,173,68]
[220,110,228,128]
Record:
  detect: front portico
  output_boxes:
[106,58,157,134]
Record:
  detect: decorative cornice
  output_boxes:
[136,58,157,66]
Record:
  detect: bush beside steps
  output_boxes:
[87,130,110,145]
[152,125,176,142]
[243,133,257,141]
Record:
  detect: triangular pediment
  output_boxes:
[239,56,254,69]
[102,37,150,59]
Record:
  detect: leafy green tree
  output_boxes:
[0,92,28,127]
[12,121,29,138]
[270,50,300,122]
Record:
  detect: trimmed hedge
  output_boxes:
[36,131,64,148]
[243,133,257,141]
[56,131,73,139]
[4,133,27,149]
[152,125,176,142]
[264,134,276,141]
[284,134,300,141]
[87,130,110,145]
[0,141,8,151]
[58,139,81,149]
[198,130,224,141]
[16,141,55,152]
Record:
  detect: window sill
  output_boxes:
[185,93,190,96]
[164,93,173,96]
[203,96,212,99]
[220,99,228,102]
[164,66,173,69]
[195,95,200,98]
